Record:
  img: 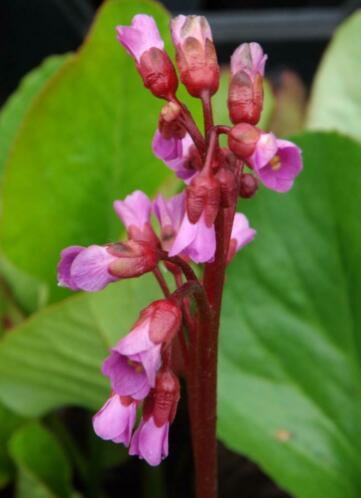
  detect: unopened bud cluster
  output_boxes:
[57,11,303,467]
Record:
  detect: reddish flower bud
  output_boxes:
[158,102,186,139]
[228,71,264,125]
[141,300,182,345]
[138,48,178,100]
[186,173,220,227]
[228,123,261,159]
[143,370,180,426]
[215,168,238,208]
[239,173,258,199]
[171,15,220,98]
[107,240,159,279]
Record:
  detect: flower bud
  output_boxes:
[228,123,261,159]
[143,370,180,426]
[239,173,258,199]
[186,173,220,227]
[107,240,159,279]
[117,15,178,100]
[215,168,237,208]
[171,15,220,98]
[228,42,267,125]
[158,102,186,139]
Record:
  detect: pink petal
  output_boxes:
[130,418,169,466]
[113,191,152,230]
[70,245,117,292]
[92,395,136,446]
[57,246,84,290]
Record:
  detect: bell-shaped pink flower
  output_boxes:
[230,42,267,80]
[57,241,158,292]
[116,15,178,99]
[248,134,303,192]
[116,14,164,63]
[129,370,180,466]
[103,300,182,398]
[58,245,118,292]
[170,15,219,97]
[114,190,157,244]
[93,395,137,446]
[152,130,196,182]
[227,213,256,262]
[169,212,216,263]
[153,193,185,252]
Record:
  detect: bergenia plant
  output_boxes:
[57,13,302,498]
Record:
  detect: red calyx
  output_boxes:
[228,71,264,125]
[107,240,159,279]
[215,168,238,208]
[151,370,180,427]
[228,123,261,160]
[186,173,220,227]
[138,47,178,100]
[146,300,182,345]
[159,101,186,139]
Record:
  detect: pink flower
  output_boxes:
[153,193,185,251]
[103,300,182,396]
[129,370,180,466]
[58,245,118,292]
[248,134,303,192]
[152,130,196,182]
[169,212,216,263]
[228,213,256,262]
[116,14,164,63]
[170,15,219,97]
[57,241,158,292]
[93,395,137,446]
[129,416,169,466]
[114,191,157,244]
[231,42,267,80]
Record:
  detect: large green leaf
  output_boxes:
[0,54,69,180]
[218,132,361,498]
[9,423,73,498]
[307,10,361,141]
[0,0,174,303]
[0,404,23,488]
[0,276,159,416]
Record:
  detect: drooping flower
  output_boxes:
[114,190,157,244]
[130,370,179,466]
[93,395,137,446]
[152,130,197,182]
[170,15,219,97]
[116,15,178,99]
[169,212,216,263]
[247,134,303,192]
[227,213,256,262]
[103,300,182,398]
[153,193,185,251]
[230,42,267,81]
[57,241,158,292]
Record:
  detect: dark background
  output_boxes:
[0,0,360,106]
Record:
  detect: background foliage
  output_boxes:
[0,1,361,497]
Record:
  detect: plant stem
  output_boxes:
[201,90,214,134]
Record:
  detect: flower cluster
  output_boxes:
[57,13,302,467]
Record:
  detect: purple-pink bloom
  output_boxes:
[114,190,156,243]
[228,213,256,262]
[152,130,196,182]
[129,416,169,466]
[153,193,185,251]
[102,352,151,400]
[58,245,118,292]
[116,14,164,63]
[169,212,216,263]
[248,134,303,193]
[230,42,267,79]
[92,395,137,446]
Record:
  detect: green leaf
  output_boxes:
[218,132,361,498]
[307,10,361,141]
[0,0,173,303]
[0,275,160,416]
[9,423,72,498]
[0,54,69,180]
[0,403,23,488]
